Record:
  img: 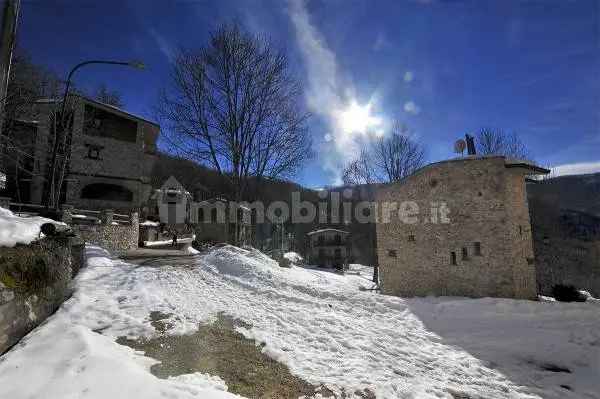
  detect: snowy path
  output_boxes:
[1,245,599,399]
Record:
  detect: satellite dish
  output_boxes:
[454,139,466,155]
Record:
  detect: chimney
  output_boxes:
[465,134,476,155]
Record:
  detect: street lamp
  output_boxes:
[46,59,145,210]
[60,59,145,117]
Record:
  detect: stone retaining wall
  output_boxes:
[68,208,139,252]
[0,237,84,354]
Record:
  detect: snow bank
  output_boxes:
[140,220,160,227]
[283,251,303,264]
[3,244,599,399]
[0,245,242,399]
[0,316,240,399]
[0,206,64,247]
[185,245,200,255]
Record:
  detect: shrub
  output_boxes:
[552,284,587,302]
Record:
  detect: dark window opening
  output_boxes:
[451,252,457,265]
[211,208,217,222]
[81,183,133,202]
[474,242,482,256]
[85,143,103,160]
[198,208,204,222]
[388,249,397,257]
[462,247,468,260]
[83,104,138,142]
[519,225,523,235]
[408,235,415,242]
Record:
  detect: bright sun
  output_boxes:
[337,100,382,135]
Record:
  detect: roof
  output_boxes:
[504,158,550,174]
[307,228,350,236]
[34,95,160,127]
[378,155,550,192]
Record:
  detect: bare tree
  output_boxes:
[95,83,123,108]
[157,23,312,206]
[0,51,65,202]
[342,122,425,184]
[476,127,531,160]
[342,148,375,185]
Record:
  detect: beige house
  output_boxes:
[375,156,549,299]
[151,176,192,225]
[307,228,350,269]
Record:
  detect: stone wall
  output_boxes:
[528,195,600,297]
[70,209,139,252]
[0,237,83,354]
[375,156,540,299]
[194,222,229,244]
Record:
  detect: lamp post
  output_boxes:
[46,59,145,210]
[59,60,145,120]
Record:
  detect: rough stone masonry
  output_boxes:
[375,156,549,299]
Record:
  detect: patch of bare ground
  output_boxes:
[116,312,376,398]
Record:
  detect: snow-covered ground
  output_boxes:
[0,245,598,399]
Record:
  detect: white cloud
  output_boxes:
[287,0,386,184]
[404,100,421,115]
[403,71,414,83]
[550,161,600,177]
[149,28,175,62]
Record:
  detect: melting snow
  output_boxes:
[0,244,598,398]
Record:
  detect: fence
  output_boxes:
[0,199,139,252]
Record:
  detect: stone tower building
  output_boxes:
[375,156,549,299]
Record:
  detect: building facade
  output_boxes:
[307,228,350,269]
[2,95,158,212]
[151,176,192,225]
[375,156,549,299]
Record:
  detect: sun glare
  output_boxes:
[337,100,383,134]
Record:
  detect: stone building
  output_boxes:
[306,228,350,269]
[375,156,549,299]
[2,95,158,212]
[191,197,252,245]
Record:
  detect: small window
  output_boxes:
[519,225,522,235]
[462,247,468,260]
[474,242,481,256]
[388,249,397,257]
[211,208,217,222]
[451,252,457,265]
[198,208,204,222]
[85,143,103,160]
[408,235,415,242]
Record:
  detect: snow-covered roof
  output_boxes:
[307,228,350,236]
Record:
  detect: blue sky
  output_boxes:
[17,0,600,187]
